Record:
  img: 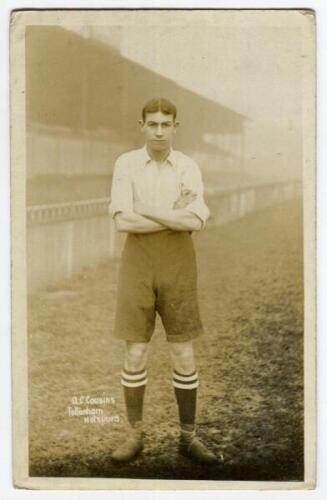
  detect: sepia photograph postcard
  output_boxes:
[11,8,316,490]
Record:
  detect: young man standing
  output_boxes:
[109,97,216,464]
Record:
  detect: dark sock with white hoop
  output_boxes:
[173,369,199,432]
[121,367,147,427]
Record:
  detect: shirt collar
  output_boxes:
[141,145,177,168]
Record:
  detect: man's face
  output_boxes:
[140,111,178,152]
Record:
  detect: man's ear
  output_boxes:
[174,120,180,131]
[139,119,145,130]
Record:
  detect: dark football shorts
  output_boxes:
[112,230,204,343]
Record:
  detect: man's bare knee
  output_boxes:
[124,342,148,371]
[169,341,195,374]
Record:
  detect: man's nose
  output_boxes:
[155,125,163,137]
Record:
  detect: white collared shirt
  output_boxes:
[109,146,210,227]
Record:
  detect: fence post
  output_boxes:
[65,221,73,279]
[109,216,116,257]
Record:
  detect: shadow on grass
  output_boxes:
[30,441,303,481]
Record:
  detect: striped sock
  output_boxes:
[173,370,198,428]
[121,367,148,427]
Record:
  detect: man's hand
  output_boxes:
[173,189,197,209]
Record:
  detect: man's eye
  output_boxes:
[147,123,171,129]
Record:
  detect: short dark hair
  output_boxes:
[142,97,177,122]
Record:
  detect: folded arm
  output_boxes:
[134,202,202,232]
[114,211,168,234]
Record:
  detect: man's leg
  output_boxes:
[111,341,148,462]
[122,341,148,426]
[169,340,216,464]
[170,340,197,431]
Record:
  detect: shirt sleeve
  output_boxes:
[180,159,210,228]
[109,155,134,218]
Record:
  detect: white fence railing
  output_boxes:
[27,180,301,292]
[27,198,110,225]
